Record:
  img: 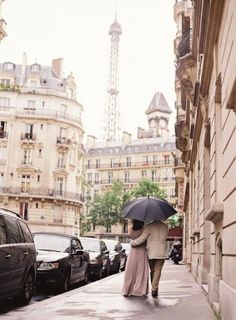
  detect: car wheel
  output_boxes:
[83,268,89,285]
[19,272,34,305]
[116,262,120,274]
[120,262,126,272]
[97,267,102,280]
[61,272,70,292]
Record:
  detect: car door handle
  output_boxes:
[5,254,11,258]
[23,251,28,256]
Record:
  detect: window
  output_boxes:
[106,225,111,233]
[95,173,99,184]
[4,216,24,243]
[56,177,64,196]
[0,79,10,87]
[36,203,39,208]
[31,64,40,72]
[87,160,91,169]
[21,175,30,192]
[142,171,147,179]
[0,215,7,245]
[3,62,14,71]
[57,152,65,168]
[0,97,10,107]
[125,171,129,183]
[25,123,33,139]
[164,155,170,164]
[143,156,148,165]
[153,155,158,165]
[0,172,4,187]
[72,239,82,252]
[94,189,98,196]
[151,170,156,181]
[123,221,128,233]
[18,220,33,243]
[39,149,42,156]
[87,173,92,183]
[95,159,100,168]
[20,202,29,220]
[23,149,32,165]
[110,158,116,168]
[126,157,131,167]
[108,172,113,183]
[162,168,168,180]
[40,124,43,129]
[37,175,40,182]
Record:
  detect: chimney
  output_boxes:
[122,131,132,144]
[137,127,145,139]
[86,135,97,148]
[52,58,63,77]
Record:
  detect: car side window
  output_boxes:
[18,220,33,243]
[101,241,107,252]
[72,239,82,252]
[0,215,7,245]
[4,216,24,243]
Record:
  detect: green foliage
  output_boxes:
[131,179,166,199]
[88,181,131,228]
[168,213,180,228]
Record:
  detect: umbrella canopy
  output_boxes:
[122,196,177,222]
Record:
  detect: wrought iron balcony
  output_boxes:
[56,137,72,145]
[84,160,175,170]
[0,187,84,203]
[21,133,36,141]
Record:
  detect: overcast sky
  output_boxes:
[0,0,176,140]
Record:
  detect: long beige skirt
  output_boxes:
[122,245,149,296]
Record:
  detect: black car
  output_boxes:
[103,239,127,273]
[79,237,110,280]
[0,208,37,304]
[33,232,90,292]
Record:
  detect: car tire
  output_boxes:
[97,267,102,280]
[19,272,34,305]
[120,262,126,272]
[116,262,120,274]
[83,268,89,285]
[60,272,70,292]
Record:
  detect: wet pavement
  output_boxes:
[1,261,217,320]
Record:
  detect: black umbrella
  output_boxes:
[122,196,177,222]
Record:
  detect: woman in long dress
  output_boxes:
[122,219,149,297]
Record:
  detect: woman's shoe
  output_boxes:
[151,289,158,298]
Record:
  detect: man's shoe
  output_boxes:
[151,289,158,298]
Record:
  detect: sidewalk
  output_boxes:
[2,261,217,320]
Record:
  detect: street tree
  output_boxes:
[88,181,131,228]
[131,179,166,199]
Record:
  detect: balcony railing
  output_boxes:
[21,133,36,140]
[85,160,175,170]
[97,177,175,185]
[56,137,72,145]
[0,187,84,202]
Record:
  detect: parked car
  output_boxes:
[79,237,110,280]
[103,239,127,273]
[0,208,37,304]
[121,242,131,257]
[33,232,90,292]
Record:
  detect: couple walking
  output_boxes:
[122,219,168,298]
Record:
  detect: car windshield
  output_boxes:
[33,234,71,253]
[104,240,117,251]
[80,238,100,252]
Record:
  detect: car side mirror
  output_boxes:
[72,249,84,256]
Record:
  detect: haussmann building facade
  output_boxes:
[0,55,84,236]
[174,0,236,319]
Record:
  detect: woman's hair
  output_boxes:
[132,219,144,230]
